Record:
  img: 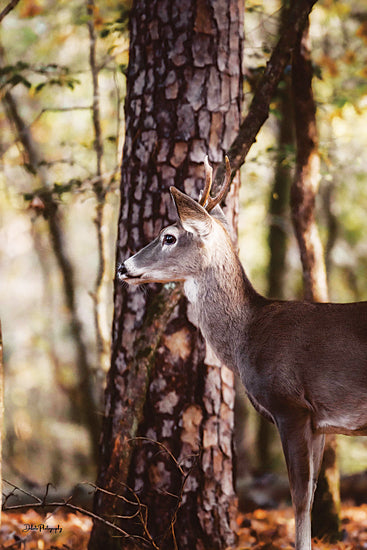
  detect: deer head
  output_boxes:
[117,157,232,285]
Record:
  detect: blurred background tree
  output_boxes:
[0,0,367,541]
[0,0,130,487]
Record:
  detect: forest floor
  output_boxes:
[1,504,367,549]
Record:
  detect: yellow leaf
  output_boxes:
[343,50,356,64]
[319,54,339,77]
[19,0,43,18]
[356,21,367,44]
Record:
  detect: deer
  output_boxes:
[117,157,367,550]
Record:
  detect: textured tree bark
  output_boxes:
[291,20,341,543]
[89,1,243,549]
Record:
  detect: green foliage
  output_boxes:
[0,62,81,93]
[99,7,131,39]
[23,179,83,203]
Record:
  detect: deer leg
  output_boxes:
[276,412,324,550]
[311,432,325,500]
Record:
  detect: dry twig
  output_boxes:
[2,439,200,550]
[0,0,20,23]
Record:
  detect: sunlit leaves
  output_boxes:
[24,179,83,203]
[356,21,367,44]
[99,5,131,38]
[311,0,367,106]
[19,0,44,18]
[0,62,81,93]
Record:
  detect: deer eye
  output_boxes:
[163,234,177,245]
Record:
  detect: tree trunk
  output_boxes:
[2,89,100,463]
[291,19,341,543]
[89,1,243,549]
[0,321,3,526]
[219,0,317,184]
[257,74,294,475]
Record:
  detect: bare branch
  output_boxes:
[214,0,318,190]
[160,452,201,547]
[0,0,20,23]
[4,479,43,504]
[129,436,186,476]
[119,483,160,550]
[125,438,202,549]
[85,482,139,509]
[4,475,201,549]
[2,480,149,545]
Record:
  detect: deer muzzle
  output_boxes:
[117,262,142,283]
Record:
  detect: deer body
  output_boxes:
[118,159,367,550]
[182,220,367,436]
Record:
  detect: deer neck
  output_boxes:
[184,243,261,372]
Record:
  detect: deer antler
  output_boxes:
[200,156,232,212]
[199,156,213,208]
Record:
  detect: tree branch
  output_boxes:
[214,0,318,189]
[3,448,197,550]
[0,0,20,23]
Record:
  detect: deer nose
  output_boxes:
[117,263,128,278]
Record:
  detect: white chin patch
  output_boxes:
[184,277,198,303]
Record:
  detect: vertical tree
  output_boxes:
[257,74,294,474]
[1,88,100,463]
[87,0,111,376]
[0,321,3,526]
[89,1,243,548]
[89,0,319,547]
[291,18,341,543]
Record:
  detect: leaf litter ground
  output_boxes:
[1,504,367,549]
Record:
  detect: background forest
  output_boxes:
[1,0,367,524]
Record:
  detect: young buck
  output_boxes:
[118,157,367,550]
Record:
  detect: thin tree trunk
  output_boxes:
[0,0,21,22]
[0,321,3,526]
[267,79,294,300]
[291,19,341,543]
[87,0,110,376]
[2,89,100,463]
[214,0,318,188]
[257,74,294,474]
[89,1,243,549]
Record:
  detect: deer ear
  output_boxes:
[170,187,213,236]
